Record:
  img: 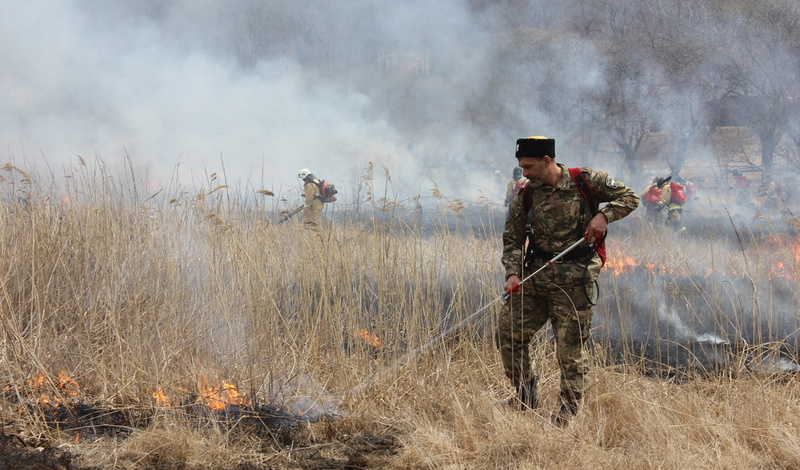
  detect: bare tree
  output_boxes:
[703,0,800,179]
[570,0,663,178]
[635,0,712,177]
[227,1,279,69]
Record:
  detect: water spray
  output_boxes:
[350,236,589,398]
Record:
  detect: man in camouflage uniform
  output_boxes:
[298,168,324,230]
[497,136,639,424]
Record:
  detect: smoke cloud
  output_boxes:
[1,0,521,202]
[3,1,796,211]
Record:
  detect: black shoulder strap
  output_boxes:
[309,178,324,200]
[521,182,534,233]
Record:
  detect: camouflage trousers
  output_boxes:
[495,259,599,405]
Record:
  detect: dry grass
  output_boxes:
[1,163,800,469]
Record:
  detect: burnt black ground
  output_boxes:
[0,432,87,470]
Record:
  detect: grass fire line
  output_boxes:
[350,237,589,398]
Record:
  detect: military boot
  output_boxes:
[515,376,539,409]
[552,390,581,426]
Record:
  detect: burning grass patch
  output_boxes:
[0,372,392,469]
[2,376,332,440]
[1,390,400,469]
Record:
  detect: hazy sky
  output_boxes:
[0,0,523,203]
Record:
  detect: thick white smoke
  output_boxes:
[0,0,516,202]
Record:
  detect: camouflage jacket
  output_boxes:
[501,164,640,280]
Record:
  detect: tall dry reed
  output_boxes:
[1,163,799,469]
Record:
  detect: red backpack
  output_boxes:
[312,179,338,203]
[644,185,662,204]
[669,181,685,204]
[521,168,606,266]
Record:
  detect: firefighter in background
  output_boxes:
[732,170,751,206]
[505,167,527,206]
[642,176,686,232]
[642,176,671,222]
[757,181,781,212]
[664,178,687,233]
[686,180,698,203]
[298,168,324,229]
[674,176,698,205]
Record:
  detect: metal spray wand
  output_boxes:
[349,237,589,398]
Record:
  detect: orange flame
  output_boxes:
[152,386,174,407]
[609,235,800,280]
[154,377,250,410]
[195,376,250,411]
[28,371,80,406]
[644,263,676,276]
[605,254,637,276]
[761,234,800,279]
[358,329,380,348]
[769,261,797,280]
[789,237,800,265]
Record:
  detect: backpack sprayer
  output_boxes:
[349,236,588,398]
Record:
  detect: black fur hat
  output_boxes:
[515,136,555,160]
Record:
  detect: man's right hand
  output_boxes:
[505,275,521,295]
